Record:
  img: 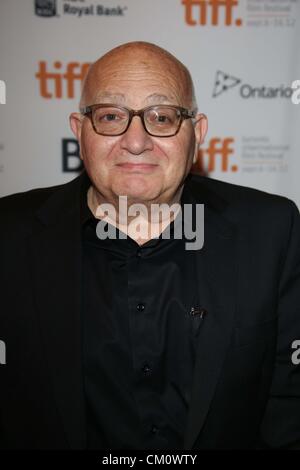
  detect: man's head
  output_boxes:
[70,41,208,207]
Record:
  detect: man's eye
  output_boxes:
[95,110,126,122]
[151,113,172,124]
[102,113,118,121]
[157,115,169,123]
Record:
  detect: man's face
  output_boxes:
[70,50,207,206]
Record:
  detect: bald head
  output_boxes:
[70,40,208,213]
[79,41,197,111]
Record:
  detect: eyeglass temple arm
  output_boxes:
[80,106,92,115]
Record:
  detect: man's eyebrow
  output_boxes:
[145,93,175,104]
[94,92,126,102]
[93,92,175,105]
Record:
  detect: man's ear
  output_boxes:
[193,113,208,164]
[69,112,83,141]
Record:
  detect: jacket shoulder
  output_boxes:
[188,173,298,214]
[0,177,80,239]
[0,183,64,221]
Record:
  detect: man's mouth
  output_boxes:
[116,163,158,172]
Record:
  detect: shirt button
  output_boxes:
[136,249,142,257]
[142,363,151,375]
[137,303,145,312]
[151,425,159,434]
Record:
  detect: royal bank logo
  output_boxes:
[213,70,293,99]
[34,0,127,18]
[35,0,57,17]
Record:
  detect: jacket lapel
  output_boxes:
[29,173,87,449]
[183,177,238,449]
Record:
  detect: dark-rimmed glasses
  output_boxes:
[80,104,196,137]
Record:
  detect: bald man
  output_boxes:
[0,42,300,450]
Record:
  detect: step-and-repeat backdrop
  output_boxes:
[0,0,300,206]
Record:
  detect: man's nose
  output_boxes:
[119,116,154,155]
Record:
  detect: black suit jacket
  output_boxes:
[0,171,300,449]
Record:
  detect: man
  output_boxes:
[0,41,300,450]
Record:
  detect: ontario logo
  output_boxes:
[182,0,242,26]
[212,71,293,99]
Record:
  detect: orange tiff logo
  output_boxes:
[36,61,90,98]
[182,0,242,26]
[192,138,238,174]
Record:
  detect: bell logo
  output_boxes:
[36,61,90,99]
[62,138,83,173]
[192,137,237,173]
[182,0,242,26]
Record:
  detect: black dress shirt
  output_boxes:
[80,173,202,449]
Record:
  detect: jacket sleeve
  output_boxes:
[259,199,300,449]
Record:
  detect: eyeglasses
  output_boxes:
[80,104,196,137]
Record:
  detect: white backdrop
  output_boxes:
[0,0,300,207]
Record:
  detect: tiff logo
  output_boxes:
[36,61,90,99]
[193,137,237,174]
[0,80,6,104]
[182,0,242,26]
[0,340,6,365]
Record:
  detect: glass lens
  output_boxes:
[144,106,180,135]
[92,106,129,134]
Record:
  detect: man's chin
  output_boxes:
[116,190,160,205]
[112,180,162,204]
